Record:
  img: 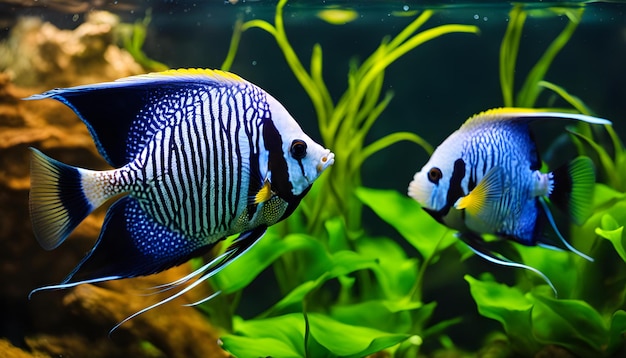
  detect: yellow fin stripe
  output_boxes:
[254,179,273,204]
[125,68,247,84]
[455,166,503,220]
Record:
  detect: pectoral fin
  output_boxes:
[455,166,504,225]
[254,179,274,204]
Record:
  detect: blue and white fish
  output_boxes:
[408,108,611,291]
[27,69,334,319]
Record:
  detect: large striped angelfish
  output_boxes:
[27,69,334,322]
[408,108,611,293]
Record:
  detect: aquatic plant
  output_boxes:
[117,9,168,72]
[199,1,481,356]
[310,4,626,357]
[499,6,583,108]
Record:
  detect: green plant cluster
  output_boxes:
[208,1,479,357]
[127,2,626,356]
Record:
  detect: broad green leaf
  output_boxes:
[593,184,626,208]
[465,275,539,356]
[221,314,306,357]
[515,244,578,296]
[219,336,302,357]
[212,231,330,293]
[595,214,626,263]
[573,188,626,257]
[224,312,410,358]
[356,236,419,297]
[330,299,422,334]
[262,248,382,317]
[261,279,325,317]
[327,250,379,277]
[308,313,410,357]
[531,295,608,355]
[356,187,455,260]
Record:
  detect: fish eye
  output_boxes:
[428,167,442,184]
[290,139,307,160]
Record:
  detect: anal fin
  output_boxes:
[35,196,213,291]
[107,225,267,333]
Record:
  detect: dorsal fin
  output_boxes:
[463,108,611,129]
[23,69,251,168]
[120,68,247,84]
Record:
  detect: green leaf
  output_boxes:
[221,314,306,357]
[531,295,608,355]
[356,236,419,298]
[465,275,539,356]
[538,80,593,115]
[593,184,626,208]
[211,231,330,293]
[330,299,422,334]
[308,313,410,357]
[500,5,525,107]
[261,246,383,317]
[568,129,618,187]
[356,187,456,260]
[222,313,411,358]
[261,278,326,317]
[219,336,303,357]
[326,216,349,252]
[515,244,578,296]
[595,214,626,263]
[609,310,626,353]
[515,8,583,107]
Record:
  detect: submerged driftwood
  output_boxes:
[0,13,228,358]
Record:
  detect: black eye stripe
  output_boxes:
[427,159,465,219]
[446,159,466,208]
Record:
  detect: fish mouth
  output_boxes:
[317,150,335,173]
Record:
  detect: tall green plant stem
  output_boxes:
[500,5,583,107]
[223,0,478,237]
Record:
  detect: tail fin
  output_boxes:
[29,148,100,250]
[550,156,595,225]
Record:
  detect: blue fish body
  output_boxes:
[28,69,334,290]
[421,117,543,243]
[408,108,610,268]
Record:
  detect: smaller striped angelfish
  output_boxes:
[27,69,334,324]
[408,108,611,293]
